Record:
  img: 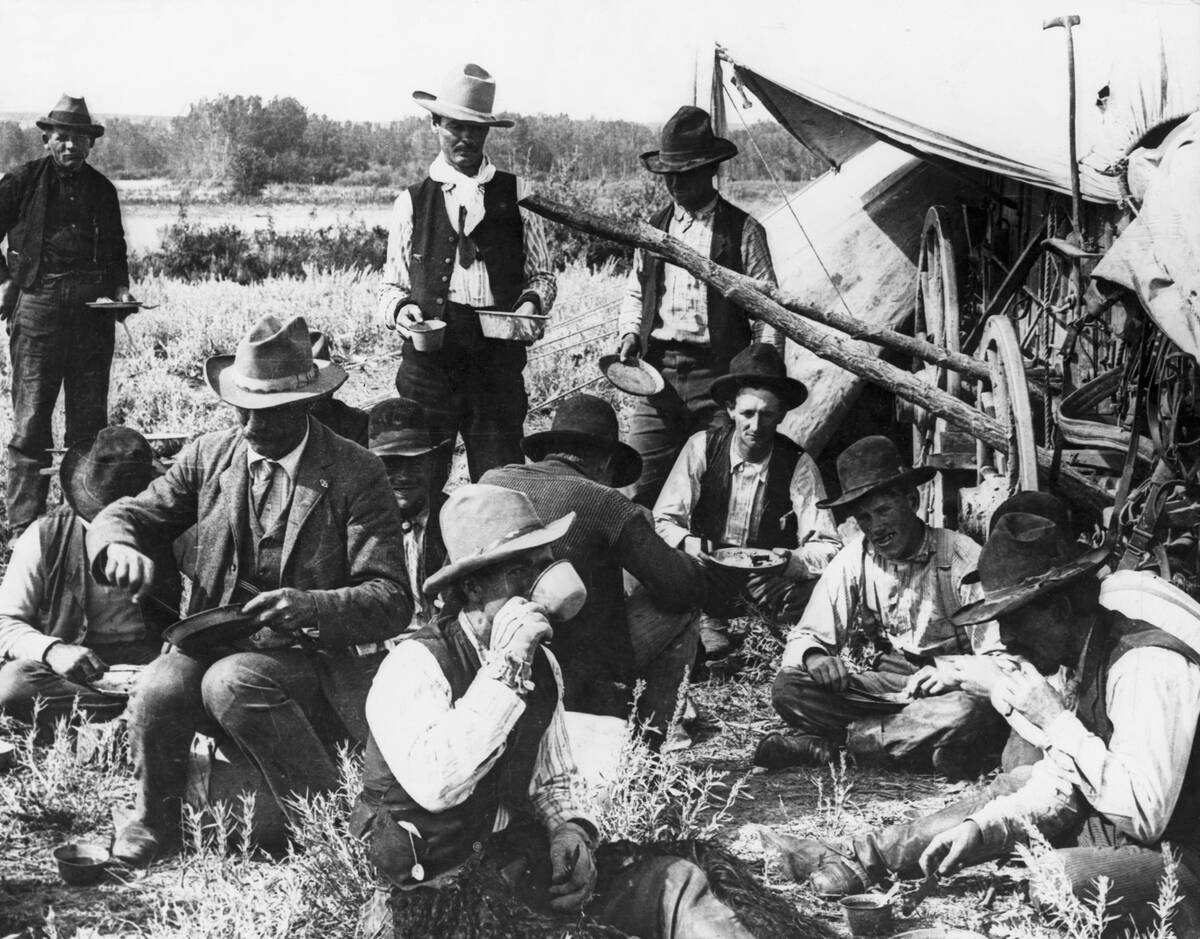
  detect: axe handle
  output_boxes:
[1044,14,1083,235]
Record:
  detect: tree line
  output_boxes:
[0,95,823,195]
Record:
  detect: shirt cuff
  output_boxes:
[1043,710,1092,759]
[8,632,62,665]
[781,636,826,670]
[964,807,1013,854]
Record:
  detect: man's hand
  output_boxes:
[804,651,850,692]
[993,662,1066,732]
[919,821,983,877]
[392,303,423,339]
[617,332,640,362]
[547,822,597,913]
[489,597,553,662]
[0,280,18,321]
[102,543,156,600]
[114,286,134,303]
[44,643,108,684]
[514,300,544,340]
[241,588,318,634]
[745,556,795,610]
[904,662,960,699]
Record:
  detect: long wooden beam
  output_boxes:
[522,192,1106,511]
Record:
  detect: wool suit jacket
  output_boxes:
[86,418,412,740]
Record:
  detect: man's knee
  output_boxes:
[200,654,279,720]
[129,653,205,727]
[0,658,55,712]
[771,666,826,717]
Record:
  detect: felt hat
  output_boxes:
[413,63,514,128]
[963,491,1077,585]
[61,427,161,522]
[423,485,574,597]
[309,330,336,363]
[37,94,104,138]
[710,343,807,411]
[952,514,1107,626]
[521,394,642,488]
[818,435,936,509]
[640,106,738,174]
[205,315,347,410]
[369,397,448,458]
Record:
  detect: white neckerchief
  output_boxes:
[429,152,497,237]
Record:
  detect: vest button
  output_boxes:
[448,236,455,243]
[444,257,453,264]
[435,298,444,305]
[440,275,448,283]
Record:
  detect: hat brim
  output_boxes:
[710,372,808,411]
[413,92,514,128]
[37,119,104,138]
[817,466,939,509]
[205,356,348,409]
[521,430,643,488]
[374,440,452,459]
[639,140,738,174]
[423,510,576,597]
[951,546,1110,626]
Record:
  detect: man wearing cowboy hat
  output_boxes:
[616,105,782,509]
[654,344,841,661]
[353,484,758,938]
[0,95,136,543]
[369,397,449,628]
[757,434,1006,776]
[482,394,710,744]
[781,513,1200,934]
[377,63,556,490]
[86,314,409,865]
[0,427,180,728]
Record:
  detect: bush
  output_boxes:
[538,169,663,275]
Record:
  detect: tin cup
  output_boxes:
[53,842,112,886]
[409,319,446,352]
[840,894,894,937]
[529,560,588,622]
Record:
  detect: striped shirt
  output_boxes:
[617,195,782,350]
[364,612,589,833]
[782,527,1002,667]
[376,169,556,324]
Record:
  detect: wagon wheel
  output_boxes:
[975,316,1040,493]
[911,206,972,527]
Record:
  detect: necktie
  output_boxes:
[254,460,287,531]
[457,205,478,268]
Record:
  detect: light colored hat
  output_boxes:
[204,315,347,410]
[423,484,574,596]
[413,63,514,128]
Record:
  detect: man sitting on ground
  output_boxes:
[88,314,409,865]
[0,427,180,727]
[654,343,840,660]
[482,394,709,744]
[779,513,1200,936]
[756,435,1006,777]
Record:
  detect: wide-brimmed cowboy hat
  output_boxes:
[369,397,449,459]
[61,427,161,522]
[424,485,574,597]
[952,514,1108,626]
[205,315,347,410]
[818,435,936,509]
[37,94,104,138]
[640,106,738,174]
[413,63,514,128]
[710,343,807,411]
[521,394,642,488]
[962,491,1076,584]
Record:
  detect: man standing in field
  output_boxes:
[377,64,555,489]
[0,95,135,543]
[616,105,782,508]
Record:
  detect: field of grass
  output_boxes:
[0,265,1175,938]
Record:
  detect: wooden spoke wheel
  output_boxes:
[975,316,1040,492]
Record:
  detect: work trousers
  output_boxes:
[626,582,700,745]
[6,272,115,535]
[629,342,725,508]
[851,767,1200,936]
[772,653,1007,774]
[127,648,347,831]
[0,639,158,727]
[394,304,528,488]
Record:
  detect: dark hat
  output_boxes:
[951,514,1107,626]
[521,394,642,488]
[710,343,807,411]
[413,63,514,128]
[963,491,1076,585]
[369,397,448,458]
[640,106,738,174]
[205,315,347,410]
[309,330,336,363]
[61,427,161,522]
[819,435,936,509]
[37,94,104,138]
[424,485,574,597]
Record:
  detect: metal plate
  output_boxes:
[598,355,665,396]
[708,546,788,573]
[162,604,258,655]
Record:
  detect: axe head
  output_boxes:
[1043,14,1082,29]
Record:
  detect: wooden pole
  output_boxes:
[522,192,1106,511]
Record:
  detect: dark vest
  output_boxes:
[1076,611,1200,853]
[691,422,801,549]
[38,506,179,644]
[407,172,526,315]
[640,197,750,368]
[352,615,557,886]
[238,482,291,596]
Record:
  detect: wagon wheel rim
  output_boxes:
[975,316,1040,493]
